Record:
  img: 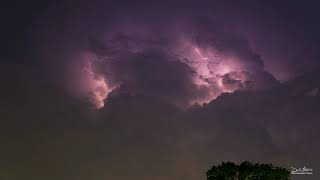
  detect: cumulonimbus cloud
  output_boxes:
[75,18,279,108]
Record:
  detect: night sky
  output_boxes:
[1,0,320,179]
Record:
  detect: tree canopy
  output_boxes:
[206,161,290,180]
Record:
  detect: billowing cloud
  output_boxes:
[78,19,280,108]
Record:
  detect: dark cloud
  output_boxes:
[95,49,211,107]
[220,73,245,91]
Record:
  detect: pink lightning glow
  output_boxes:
[84,63,110,108]
[70,52,115,109]
[175,38,249,105]
[84,57,113,109]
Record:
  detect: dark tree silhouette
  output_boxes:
[207,161,290,180]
